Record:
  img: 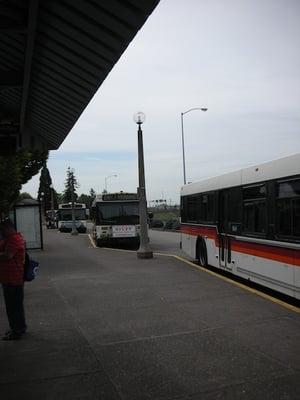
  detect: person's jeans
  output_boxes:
[2,284,27,334]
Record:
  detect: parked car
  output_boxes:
[150,219,164,228]
[164,219,180,230]
[172,220,181,230]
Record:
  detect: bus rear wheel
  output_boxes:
[196,238,207,267]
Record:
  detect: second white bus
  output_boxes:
[91,192,140,247]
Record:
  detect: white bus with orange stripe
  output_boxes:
[180,154,300,299]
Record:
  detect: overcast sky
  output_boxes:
[23,0,300,203]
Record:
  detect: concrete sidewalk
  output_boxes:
[0,230,299,399]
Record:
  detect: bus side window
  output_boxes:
[276,178,300,239]
[186,195,198,222]
[242,184,267,236]
[294,199,300,237]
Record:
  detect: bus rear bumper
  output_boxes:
[59,227,87,233]
[96,236,140,248]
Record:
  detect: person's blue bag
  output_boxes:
[24,252,39,282]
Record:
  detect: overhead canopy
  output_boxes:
[0,0,159,152]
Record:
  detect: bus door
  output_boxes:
[218,190,232,270]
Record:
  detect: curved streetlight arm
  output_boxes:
[181,107,208,116]
[104,174,118,192]
[106,174,118,180]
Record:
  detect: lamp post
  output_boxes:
[40,191,44,219]
[181,107,208,185]
[134,111,153,259]
[49,183,55,228]
[70,174,78,236]
[49,184,54,218]
[104,174,118,193]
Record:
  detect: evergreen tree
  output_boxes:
[89,188,96,208]
[90,188,96,200]
[77,188,96,208]
[37,165,53,212]
[55,192,64,205]
[53,190,60,209]
[77,193,90,207]
[63,167,79,203]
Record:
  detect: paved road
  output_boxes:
[1,229,299,399]
[87,222,184,256]
[148,229,183,255]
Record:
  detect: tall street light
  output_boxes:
[39,191,44,219]
[49,184,54,213]
[105,174,118,192]
[134,111,153,259]
[70,173,78,236]
[181,107,208,185]
[49,183,55,227]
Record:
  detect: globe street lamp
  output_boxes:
[39,191,44,220]
[181,107,208,185]
[134,111,153,259]
[70,173,78,236]
[104,174,118,193]
[49,183,54,217]
[49,183,55,228]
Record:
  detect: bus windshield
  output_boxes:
[96,202,139,225]
[59,209,86,221]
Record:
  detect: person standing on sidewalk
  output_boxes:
[0,219,27,340]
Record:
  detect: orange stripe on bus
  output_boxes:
[181,225,300,267]
[181,225,216,240]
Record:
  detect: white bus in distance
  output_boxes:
[180,153,300,300]
[58,203,87,233]
[91,192,140,247]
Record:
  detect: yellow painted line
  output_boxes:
[153,252,177,257]
[174,255,300,314]
[87,234,96,248]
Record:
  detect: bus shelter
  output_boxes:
[13,198,43,250]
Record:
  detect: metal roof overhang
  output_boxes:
[0,0,159,152]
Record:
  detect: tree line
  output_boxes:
[0,151,96,218]
[37,165,96,213]
[0,150,48,218]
